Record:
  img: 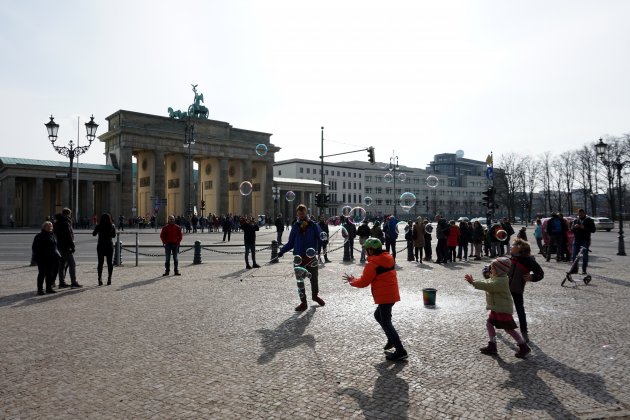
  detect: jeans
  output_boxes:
[58,249,77,285]
[276,231,283,244]
[245,243,257,266]
[386,238,397,259]
[511,292,527,334]
[164,243,179,272]
[97,245,114,280]
[295,261,319,300]
[457,243,468,259]
[572,239,590,272]
[374,303,403,352]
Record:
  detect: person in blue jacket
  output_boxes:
[384,215,398,260]
[278,204,324,311]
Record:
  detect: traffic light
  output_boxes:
[481,186,495,207]
[367,147,375,164]
[201,200,206,209]
[324,194,330,204]
[315,193,323,207]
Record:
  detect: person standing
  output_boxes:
[160,215,183,276]
[343,216,357,261]
[32,221,60,295]
[9,213,15,228]
[533,218,544,254]
[92,213,116,286]
[457,221,470,261]
[545,212,565,262]
[423,221,433,262]
[277,204,324,311]
[222,215,232,242]
[471,220,484,260]
[343,238,408,362]
[241,216,261,269]
[275,213,285,245]
[412,217,425,263]
[54,208,81,288]
[508,238,544,343]
[317,215,331,263]
[464,257,531,358]
[118,214,125,232]
[384,215,398,260]
[370,220,385,243]
[517,227,528,241]
[357,219,371,263]
[435,217,450,264]
[570,209,596,274]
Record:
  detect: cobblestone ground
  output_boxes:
[1,247,629,419]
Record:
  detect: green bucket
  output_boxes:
[422,288,437,307]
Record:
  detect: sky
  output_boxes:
[1,0,629,169]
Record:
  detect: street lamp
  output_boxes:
[45,115,99,215]
[595,138,628,256]
[183,119,195,217]
[388,153,400,217]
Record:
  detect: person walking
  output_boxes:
[384,215,398,260]
[471,220,484,260]
[32,221,60,295]
[570,208,596,274]
[318,215,331,263]
[357,219,371,263]
[446,220,460,263]
[533,218,544,254]
[423,221,433,262]
[92,213,116,285]
[508,238,544,343]
[241,216,261,269]
[222,215,232,242]
[160,215,183,276]
[277,204,324,311]
[343,238,408,362]
[275,213,285,245]
[54,208,81,288]
[412,217,425,263]
[464,257,531,358]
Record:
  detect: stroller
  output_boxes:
[561,246,592,287]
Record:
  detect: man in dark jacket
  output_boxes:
[222,215,233,241]
[357,219,371,263]
[241,217,260,269]
[317,215,331,263]
[275,213,285,245]
[571,209,596,274]
[343,216,357,260]
[54,208,81,288]
[32,221,60,295]
[545,212,566,262]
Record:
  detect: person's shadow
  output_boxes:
[338,361,409,419]
[257,307,317,364]
[495,340,619,419]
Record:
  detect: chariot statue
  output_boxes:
[167,84,209,120]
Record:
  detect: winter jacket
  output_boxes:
[509,255,543,294]
[241,222,259,245]
[53,214,74,252]
[279,219,322,257]
[350,251,400,304]
[471,274,514,314]
[571,216,595,242]
[412,222,425,248]
[92,223,116,251]
[32,230,61,264]
[447,225,460,247]
[472,224,485,243]
[160,223,183,245]
[370,225,385,242]
[275,217,285,232]
[534,224,543,239]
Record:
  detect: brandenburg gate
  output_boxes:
[99,87,277,219]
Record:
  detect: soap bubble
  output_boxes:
[306,248,316,258]
[320,232,328,241]
[285,191,296,202]
[349,207,366,224]
[294,266,311,280]
[425,224,434,233]
[341,206,352,217]
[426,175,439,188]
[395,221,410,235]
[399,192,417,213]
[495,229,508,241]
[363,196,373,207]
[255,144,268,156]
[377,162,389,170]
[384,173,394,183]
[341,226,349,243]
[398,173,407,182]
[239,181,253,196]
[293,255,302,265]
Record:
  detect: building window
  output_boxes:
[359,174,362,179]
[342,172,346,177]
[337,171,340,176]
[385,188,392,195]
[342,193,346,202]
[375,187,382,194]
[385,199,392,206]
[278,170,282,176]
[343,181,346,189]
[306,168,310,174]
[325,170,329,175]
[365,175,371,182]
[359,182,362,189]
[376,199,383,206]
[375,176,382,183]
[365,187,372,194]
[300,168,304,173]
[353,182,357,189]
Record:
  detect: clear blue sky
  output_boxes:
[1,0,629,168]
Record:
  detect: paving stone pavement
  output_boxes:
[1,248,629,419]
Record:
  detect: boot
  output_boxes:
[312,295,325,306]
[107,275,112,286]
[515,343,531,359]
[480,341,497,355]
[324,256,331,263]
[294,297,308,312]
[98,275,103,286]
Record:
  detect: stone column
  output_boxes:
[218,158,229,216]
[154,150,165,201]
[33,177,44,226]
[1,176,15,228]
[85,180,94,222]
[119,146,134,220]
[59,179,69,212]
[242,159,252,216]
[265,161,274,217]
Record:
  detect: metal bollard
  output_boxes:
[343,242,351,262]
[407,242,415,261]
[114,235,122,266]
[193,240,202,264]
[270,240,279,263]
[135,232,139,267]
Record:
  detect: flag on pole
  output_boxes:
[485,154,493,165]
[486,166,494,180]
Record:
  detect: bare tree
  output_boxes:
[557,150,577,214]
[539,151,554,214]
[576,145,597,215]
[522,156,540,220]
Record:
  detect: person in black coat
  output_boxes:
[32,221,60,295]
[93,213,117,285]
[222,215,233,242]
[241,217,260,269]
[54,208,81,288]
[275,214,285,245]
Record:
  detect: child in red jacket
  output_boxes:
[343,238,408,362]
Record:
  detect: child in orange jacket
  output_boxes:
[343,238,408,362]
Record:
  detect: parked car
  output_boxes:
[592,217,614,232]
[457,217,469,222]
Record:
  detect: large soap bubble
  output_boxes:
[399,192,416,213]
[293,255,302,266]
[306,248,317,258]
[395,221,410,235]
[341,205,352,217]
[398,173,407,182]
[239,181,253,196]
[426,175,439,188]
[320,231,328,241]
[294,266,311,280]
[384,173,394,183]
[363,196,373,207]
[285,191,296,202]
[255,144,268,156]
[495,229,508,241]
[349,207,366,224]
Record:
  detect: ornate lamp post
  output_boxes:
[184,119,195,217]
[388,153,400,218]
[45,115,99,213]
[595,138,628,256]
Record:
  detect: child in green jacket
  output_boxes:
[464,257,531,358]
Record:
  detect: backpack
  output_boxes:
[529,259,545,282]
[549,218,562,234]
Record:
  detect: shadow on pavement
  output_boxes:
[593,275,630,288]
[11,287,89,308]
[494,342,619,419]
[117,275,169,291]
[338,361,409,420]
[256,307,316,364]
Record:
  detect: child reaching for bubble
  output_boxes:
[464,257,531,358]
[343,238,408,362]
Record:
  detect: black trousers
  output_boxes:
[511,292,527,334]
[37,260,58,292]
[97,246,114,279]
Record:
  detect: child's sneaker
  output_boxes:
[515,343,531,359]
[385,349,408,362]
[480,341,498,355]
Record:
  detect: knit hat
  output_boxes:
[492,257,511,276]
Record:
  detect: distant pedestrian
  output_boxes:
[54,208,81,288]
[275,213,285,245]
[533,219,544,254]
[343,238,408,362]
[570,209,596,274]
[241,216,260,269]
[412,217,425,263]
[447,220,460,262]
[423,221,433,262]
[464,257,531,358]
[384,215,398,260]
[9,213,15,228]
[118,214,125,232]
[517,226,528,241]
[92,213,116,286]
[32,221,60,295]
[160,215,183,276]
[222,216,232,241]
[318,215,331,263]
